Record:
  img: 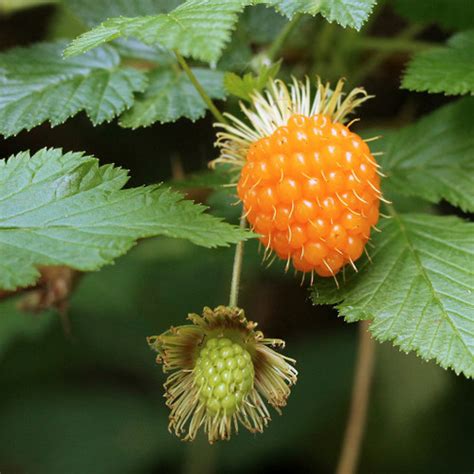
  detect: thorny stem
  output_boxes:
[175,51,228,124]
[267,13,302,61]
[336,320,376,474]
[229,211,247,307]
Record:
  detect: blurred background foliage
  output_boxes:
[0,1,473,473]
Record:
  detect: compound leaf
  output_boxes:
[0,148,252,290]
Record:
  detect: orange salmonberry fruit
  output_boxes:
[214,78,384,280]
[237,114,380,277]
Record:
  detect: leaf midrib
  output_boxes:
[390,209,473,358]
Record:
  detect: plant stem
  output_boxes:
[229,211,247,307]
[175,51,228,124]
[173,53,247,308]
[267,13,302,61]
[226,13,304,307]
[336,320,375,474]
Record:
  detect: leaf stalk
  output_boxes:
[175,51,228,124]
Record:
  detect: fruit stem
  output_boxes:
[228,13,303,308]
[175,51,228,125]
[336,320,375,474]
[229,211,247,307]
[267,13,302,61]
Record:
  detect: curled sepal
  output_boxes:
[147,306,297,443]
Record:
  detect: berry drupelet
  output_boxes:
[214,78,386,283]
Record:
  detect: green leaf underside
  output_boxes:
[0,41,147,137]
[375,98,474,212]
[64,0,376,62]
[120,68,226,127]
[224,61,280,101]
[402,31,474,96]
[63,0,253,64]
[394,0,474,30]
[65,0,180,63]
[65,0,182,26]
[0,148,252,290]
[264,0,376,28]
[312,213,474,377]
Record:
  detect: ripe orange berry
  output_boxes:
[214,77,384,279]
[238,113,381,276]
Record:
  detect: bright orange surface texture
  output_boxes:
[237,114,381,276]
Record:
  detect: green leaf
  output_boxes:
[65,0,182,26]
[120,68,226,127]
[0,148,252,291]
[393,0,474,31]
[262,0,377,29]
[402,31,474,96]
[0,41,147,137]
[64,0,180,63]
[312,213,474,377]
[64,0,377,62]
[376,98,474,212]
[224,61,281,101]
[64,0,252,64]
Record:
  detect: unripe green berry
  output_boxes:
[194,337,254,414]
[149,305,298,443]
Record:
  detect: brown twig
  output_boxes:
[336,320,376,474]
